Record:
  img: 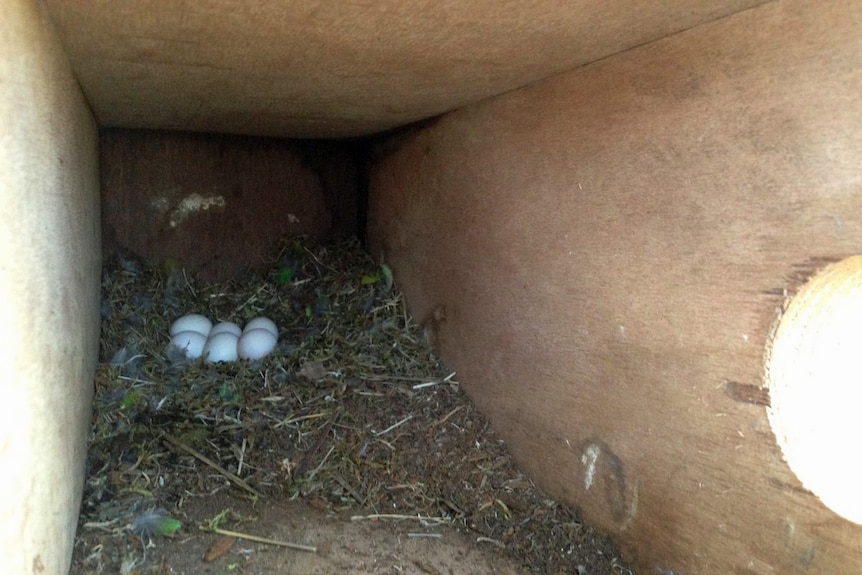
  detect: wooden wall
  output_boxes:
[44,0,763,138]
[368,1,862,572]
[0,1,101,573]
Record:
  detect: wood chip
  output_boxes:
[203,535,236,562]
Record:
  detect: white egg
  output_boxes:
[203,332,239,363]
[170,314,212,337]
[237,328,277,360]
[243,316,278,339]
[170,330,207,359]
[209,321,242,338]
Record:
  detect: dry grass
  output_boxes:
[74,237,633,575]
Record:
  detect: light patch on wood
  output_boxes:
[168,193,226,228]
[581,444,601,491]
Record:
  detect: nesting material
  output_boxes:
[73,237,630,574]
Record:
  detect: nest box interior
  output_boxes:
[2,1,862,574]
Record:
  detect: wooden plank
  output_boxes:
[44,0,764,138]
[368,1,862,572]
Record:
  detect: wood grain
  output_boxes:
[368,1,862,572]
[43,0,764,138]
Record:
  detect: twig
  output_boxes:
[293,411,337,479]
[433,406,463,427]
[303,246,337,274]
[411,381,439,390]
[278,412,328,427]
[305,445,335,483]
[360,374,438,383]
[411,371,458,390]
[333,474,365,505]
[162,434,263,498]
[116,376,157,385]
[237,437,247,477]
[476,536,505,548]
[350,513,448,524]
[232,284,268,315]
[373,415,413,436]
[203,526,317,553]
[181,268,197,298]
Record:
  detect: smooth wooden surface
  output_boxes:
[44,0,764,138]
[368,1,862,572]
[0,1,101,573]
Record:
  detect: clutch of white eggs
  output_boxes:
[168,313,278,362]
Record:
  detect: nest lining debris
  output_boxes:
[73,237,632,575]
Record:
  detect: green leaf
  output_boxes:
[276,267,293,284]
[380,263,393,290]
[155,517,182,536]
[120,389,141,410]
[205,508,233,531]
[360,273,380,285]
[219,382,240,403]
[132,511,180,538]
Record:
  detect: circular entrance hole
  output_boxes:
[766,255,862,524]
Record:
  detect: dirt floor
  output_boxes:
[70,238,634,575]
